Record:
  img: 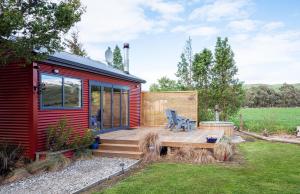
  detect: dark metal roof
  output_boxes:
[42,51,146,83]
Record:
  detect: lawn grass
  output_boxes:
[98,141,300,194]
[230,107,300,134]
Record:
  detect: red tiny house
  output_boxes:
[0,52,145,159]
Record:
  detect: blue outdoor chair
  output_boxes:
[165,109,192,132]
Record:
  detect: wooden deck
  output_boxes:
[100,127,224,149]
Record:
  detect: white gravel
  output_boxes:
[0,157,138,194]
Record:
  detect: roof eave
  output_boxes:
[40,55,146,84]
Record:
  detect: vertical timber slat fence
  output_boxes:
[141,91,198,127]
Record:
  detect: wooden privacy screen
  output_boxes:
[141,91,198,127]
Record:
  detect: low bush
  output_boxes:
[47,118,74,151]
[47,118,95,152]
[0,143,23,177]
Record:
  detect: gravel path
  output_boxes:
[0,157,138,194]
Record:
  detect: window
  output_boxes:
[41,74,62,107]
[41,74,82,109]
[64,77,82,107]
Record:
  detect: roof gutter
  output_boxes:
[41,55,146,83]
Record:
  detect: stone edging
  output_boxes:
[238,130,300,145]
[72,159,141,194]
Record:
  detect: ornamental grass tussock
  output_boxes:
[171,147,215,164]
[213,142,234,161]
[139,132,161,162]
[26,154,70,174]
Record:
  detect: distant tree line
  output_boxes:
[150,37,245,121]
[245,84,300,107]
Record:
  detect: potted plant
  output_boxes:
[206,135,218,143]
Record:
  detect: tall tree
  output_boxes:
[65,30,87,56]
[149,76,180,92]
[192,48,213,121]
[176,37,193,89]
[0,0,85,66]
[113,45,123,70]
[211,37,244,120]
[192,48,213,89]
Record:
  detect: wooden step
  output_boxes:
[100,139,139,145]
[93,150,143,159]
[100,143,140,152]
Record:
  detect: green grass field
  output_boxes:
[98,141,300,194]
[230,107,300,134]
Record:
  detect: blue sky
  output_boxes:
[73,0,300,90]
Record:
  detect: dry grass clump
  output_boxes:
[213,142,234,161]
[172,147,195,162]
[139,132,161,162]
[26,154,70,174]
[171,147,215,164]
[194,149,215,164]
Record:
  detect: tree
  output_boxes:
[192,48,213,121]
[192,48,213,89]
[0,0,85,66]
[176,37,193,89]
[65,30,87,56]
[245,86,280,107]
[113,45,123,70]
[279,83,299,107]
[210,37,244,120]
[149,76,180,92]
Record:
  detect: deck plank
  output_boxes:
[99,127,224,149]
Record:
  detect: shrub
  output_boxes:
[47,118,95,152]
[46,118,74,151]
[0,143,23,176]
[72,128,94,150]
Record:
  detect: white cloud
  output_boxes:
[77,0,184,44]
[228,19,258,32]
[263,21,284,31]
[189,0,252,21]
[144,0,184,22]
[232,30,300,84]
[171,25,218,36]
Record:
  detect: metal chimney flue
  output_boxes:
[123,43,129,74]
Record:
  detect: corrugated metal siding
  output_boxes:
[37,64,141,152]
[0,63,33,157]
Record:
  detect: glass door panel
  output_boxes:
[113,88,121,128]
[121,90,129,127]
[103,87,112,129]
[91,85,101,129]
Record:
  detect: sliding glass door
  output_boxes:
[103,87,112,129]
[89,81,129,133]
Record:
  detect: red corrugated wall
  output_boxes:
[36,63,141,152]
[0,63,36,157]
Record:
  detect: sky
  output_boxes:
[72,0,300,90]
